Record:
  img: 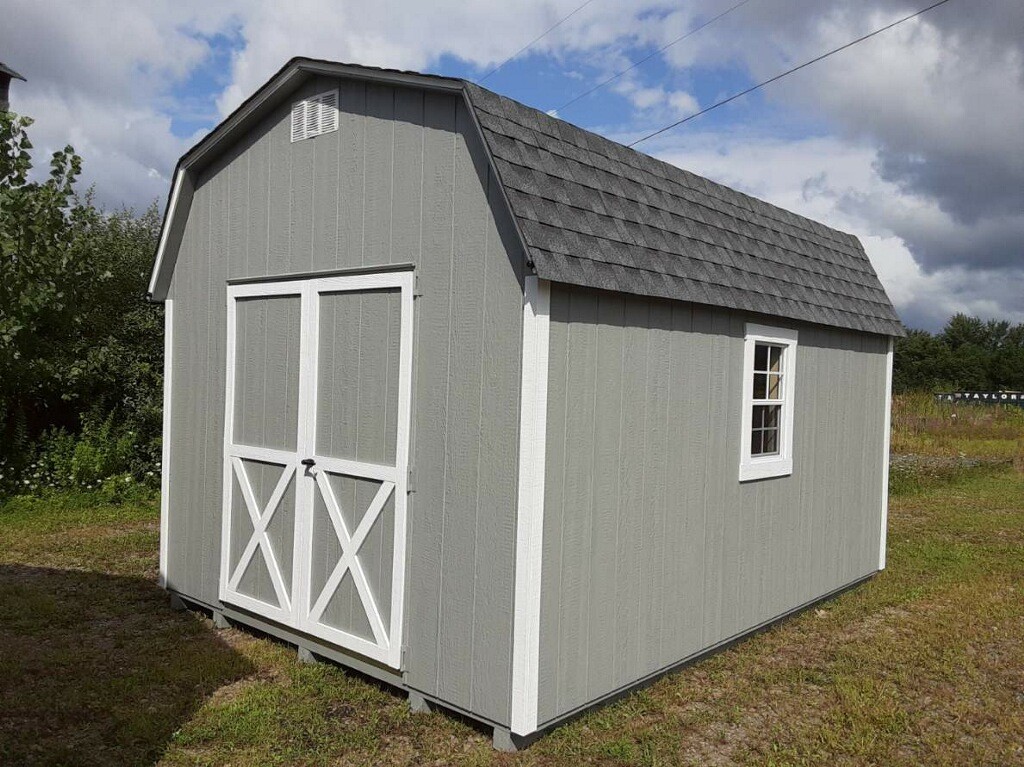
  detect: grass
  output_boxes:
[1,395,1021,765]
[892,391,1024,463]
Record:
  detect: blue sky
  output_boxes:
[3,0,1022,330]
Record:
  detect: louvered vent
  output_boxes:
[290,90,339,142]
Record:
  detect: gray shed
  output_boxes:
[149,57,903,749]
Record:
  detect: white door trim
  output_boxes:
[219,270,413,670]
[511,276,550,736]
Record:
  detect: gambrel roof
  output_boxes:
[150,58,903,336]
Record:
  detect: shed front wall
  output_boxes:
[164,75,525,725]
[537,284,889,725]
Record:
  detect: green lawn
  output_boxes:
[1,418,1022,765]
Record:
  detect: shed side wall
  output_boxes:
[537,284,888,725]
[164,76,524,725]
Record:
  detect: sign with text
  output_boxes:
[934,391,1024,406]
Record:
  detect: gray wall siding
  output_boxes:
[537,284,888,725]
[164,77,524,725]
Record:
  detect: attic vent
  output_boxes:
[290,90,339,142]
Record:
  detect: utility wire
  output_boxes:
[555,0,757,113]
[478,0,599,83]
[628,0,954,147]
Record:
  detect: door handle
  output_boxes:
[300,458,316,467]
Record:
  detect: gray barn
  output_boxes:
[148,58,903,748]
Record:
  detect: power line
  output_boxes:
[628,0,954,147]
[554,0,757,113]
[478,0,600,83]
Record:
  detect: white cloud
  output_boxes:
[214,0,659,116]
[612,81,698,116]
[0,0,243,209]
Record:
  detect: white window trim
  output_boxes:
[739,323,798,482]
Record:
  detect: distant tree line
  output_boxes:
[894,315,1024,394]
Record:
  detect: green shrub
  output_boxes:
[4,413,159,497]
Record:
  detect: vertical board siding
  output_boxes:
[538,284,889,725]
[165,79,523,726]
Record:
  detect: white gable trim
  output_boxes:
[511,276,550,736]
[148,169,185,300]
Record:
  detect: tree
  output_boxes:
[0,111,162,488]
[893,313,1024,394]
[893,329,955,392]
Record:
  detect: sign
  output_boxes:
[934,391,1024,406]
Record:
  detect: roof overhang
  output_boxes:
[147,58,466,300]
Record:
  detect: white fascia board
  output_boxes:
[147,168,186,300]
[510,276,550,736]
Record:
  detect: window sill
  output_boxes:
[739,457,792,482]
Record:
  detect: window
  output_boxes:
[290,90,339,142]
[739,324,797,481]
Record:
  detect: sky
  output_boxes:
[2,0,1022,331]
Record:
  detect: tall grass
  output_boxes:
[891,391,1024,461]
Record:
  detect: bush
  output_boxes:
[6,413,160,496]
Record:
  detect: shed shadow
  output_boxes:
[0,565,253,766]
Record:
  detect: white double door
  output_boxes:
[219,271,413,668]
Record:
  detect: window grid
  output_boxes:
[751,342,785,457]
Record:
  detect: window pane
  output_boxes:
[754,404,780,430]
[762,428,779,454]
[753,373,767,400]
[769,345,783,372]
[767,373,782,399]
[750,429,763,455]
[754,343,768,372]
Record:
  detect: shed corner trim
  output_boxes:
[511,276,551,736]
[158,298,173,588]
[879,337,894,570]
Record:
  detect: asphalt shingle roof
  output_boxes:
[465,82,904,337]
